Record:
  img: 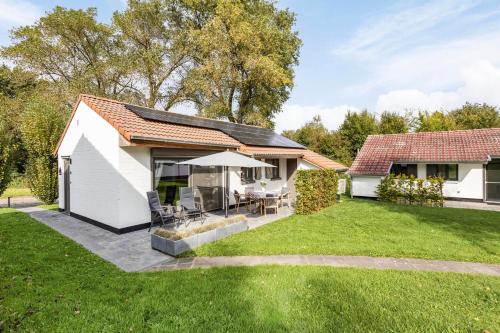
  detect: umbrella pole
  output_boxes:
[225,166,229,218]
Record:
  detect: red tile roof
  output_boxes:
[55,94,347,170]
[350,128,500,175]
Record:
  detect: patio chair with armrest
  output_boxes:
[261,195,279,216]
[147,191,175,232]
[234,190,252,213]
[280,186,291,208]
[179,187,206,223]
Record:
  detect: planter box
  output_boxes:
[151,220,249,257]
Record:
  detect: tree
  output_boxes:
[3,7,134,103]
[339,110,378,159]
[282,116,352,166]
[113,0,191,109]
[181,0,301,128]
[449,103,500,130]
[20,96,68,204]
[378,111,409,134]
[0,113,14,197]
[416,111,457,132]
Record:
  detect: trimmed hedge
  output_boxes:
[295,169,338,215]
[377,174,444,207]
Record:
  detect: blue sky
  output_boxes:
[1,0,500,132]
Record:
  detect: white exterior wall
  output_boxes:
[58,102,122,227]
[351,176,383,197]
[352,163,484,200]
[297,159,319,170]
[58,102,152,229]
[118,146,152,227]
[439,163,483,199]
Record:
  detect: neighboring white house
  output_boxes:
[55,94,347,233]
[349,129,500,203]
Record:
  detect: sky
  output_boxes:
[1,0,500,133]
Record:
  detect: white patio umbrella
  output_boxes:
[177,151,275,217]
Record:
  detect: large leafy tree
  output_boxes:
[339,110,378,159]
[3,7,134,102]
[416,111,457,132]
[113,0,191,109]
[449,103,500,130]
[283,116,352,166]
[378,111,409,134]
[20,95,68,204]
[0,113,14,197]
[182,0,301,128]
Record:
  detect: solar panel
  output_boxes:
[125,104,304,148]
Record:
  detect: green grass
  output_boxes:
[36,203,59,211]
[0,187,31,198]
[0,208,499,332]
[187,199,500,263]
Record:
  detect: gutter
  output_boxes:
[129,134,240,148]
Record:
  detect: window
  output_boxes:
[241,167,254,184]
[265,159,280,179]
[390,164,417,177]
[254,167,262,180]
[426,164,458,181]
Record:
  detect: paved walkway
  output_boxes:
[16,207,175,272]
[444,200,500,212]
[0,196,41,208]
[145,255,500,276]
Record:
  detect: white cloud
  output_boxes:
[334,0,480,59]
[0,0,42,28]
[274,104,360,133]
[376,60,500,113]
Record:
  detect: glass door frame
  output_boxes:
[485,158,500,203]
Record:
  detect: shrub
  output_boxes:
[377,174,444,207]
[20,96,67,204]
[295,169,338,214]
[0,114,14,197]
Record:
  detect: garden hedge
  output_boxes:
[376,174,444,207]
[295,169,338,214]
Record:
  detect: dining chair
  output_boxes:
[280,187,291,208]
[261,196,279,216]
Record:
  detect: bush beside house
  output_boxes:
[295,169,338,214]
[377,174,444,207]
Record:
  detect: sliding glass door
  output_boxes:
[153,159,189,205]
[486,160,500,202]
[153,158,223,210]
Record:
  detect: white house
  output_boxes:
[350,129,500,203]
[55,94,347,233]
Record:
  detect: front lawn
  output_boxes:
[0,187,31,198]
[1,208,499,331]
[187,199,500,263]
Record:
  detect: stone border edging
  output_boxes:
[144,255,500,276]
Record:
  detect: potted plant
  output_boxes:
[260,180,267,192]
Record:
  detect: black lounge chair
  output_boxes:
[179,187,205,223]
[147,191,175,232]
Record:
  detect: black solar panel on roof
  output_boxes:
[125,104,304,148]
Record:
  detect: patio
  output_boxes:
[16,205,293,272]
[160,205,294,232]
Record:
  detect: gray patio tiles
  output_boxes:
[444,200,500,212]
[16,207,175,272]
[145,255,500,276]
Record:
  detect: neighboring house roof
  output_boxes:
[350,128,500,175]
[55,94,347,170]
